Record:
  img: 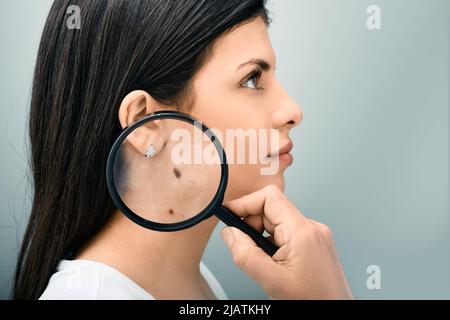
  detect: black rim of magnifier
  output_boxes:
[106,110,228,232]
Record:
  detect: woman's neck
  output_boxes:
[74,211,220,299]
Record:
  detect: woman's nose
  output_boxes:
[273,85,303,130]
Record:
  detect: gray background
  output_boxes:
[0,0,448,299]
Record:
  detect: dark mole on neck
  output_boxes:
[169,209,174,215]
[173,167,181,179]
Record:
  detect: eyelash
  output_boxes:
[241,67,264,91]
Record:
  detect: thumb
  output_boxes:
[221,227,279,284]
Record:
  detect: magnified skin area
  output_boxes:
[115,118,221,223]
[173,167,182,179]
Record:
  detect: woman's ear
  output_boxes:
[118,90,160,129]
[117,90,172,158]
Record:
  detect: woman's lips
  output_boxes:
[279,152,293,165]
[278,140,293,155]
[268,140,294,165]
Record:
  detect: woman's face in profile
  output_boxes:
[190,17,303,202]
[117,16,303,220]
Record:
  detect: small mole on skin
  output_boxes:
[173,167,181,179]
[169,209,174,215]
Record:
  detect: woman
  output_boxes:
[13,0,303,299]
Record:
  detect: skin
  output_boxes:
[75,17,303,299]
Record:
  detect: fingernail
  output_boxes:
[221,227,234,247]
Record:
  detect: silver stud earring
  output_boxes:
[145,145,156,158]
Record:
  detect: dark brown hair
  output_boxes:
[13,0,269,299]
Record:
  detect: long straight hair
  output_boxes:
[13,0,269,300]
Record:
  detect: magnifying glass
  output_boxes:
[106,110,278,256]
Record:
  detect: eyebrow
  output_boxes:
[236,58,272,72]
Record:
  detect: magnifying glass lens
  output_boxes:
[112,117,221,224]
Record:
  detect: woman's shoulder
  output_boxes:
[39,259,154,300]
[39,259,228,300]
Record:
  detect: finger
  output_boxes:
[223,185,305,226]
[243,212,277,236]
[263,215,276,235]
[221,227,282,284]
[241,210,277,235]
[243,215,264,233]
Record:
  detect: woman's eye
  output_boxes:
[241,69,263,90]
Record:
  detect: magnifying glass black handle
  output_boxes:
[215,206,279,257]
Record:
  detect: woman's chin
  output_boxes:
[224,170,287,202]
[269,174,286,192]
[253,174,286,194]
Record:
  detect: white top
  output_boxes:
[39,259,228,300]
